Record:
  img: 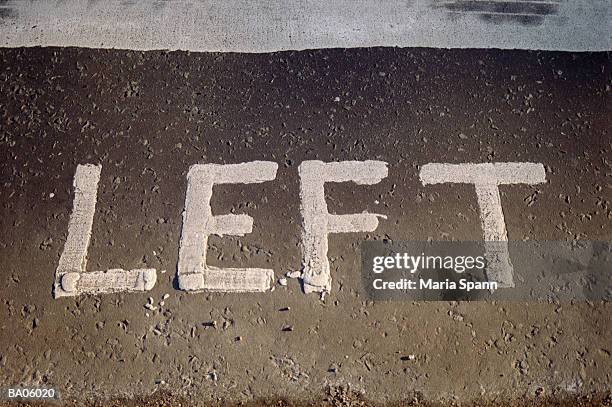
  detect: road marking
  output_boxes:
[419,162,546,287]
[299,160,388,294]
[54,165,156,298]
[54,161,549,297]
[177,162,278,292]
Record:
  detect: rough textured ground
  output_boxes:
[0,47,610,406]
[1,389,612,406]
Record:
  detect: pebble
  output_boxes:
[278,278,288,286]
[203,320,217,328]
[144,302,157,311]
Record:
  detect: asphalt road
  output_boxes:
[0,47,610,405]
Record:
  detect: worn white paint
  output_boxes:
[419,162,546,287]
[177,162,278,292]
[0,0,609,52]
[299,160,388,294]
[54,164,156,298]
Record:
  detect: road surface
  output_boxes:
[0,47,610,405]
